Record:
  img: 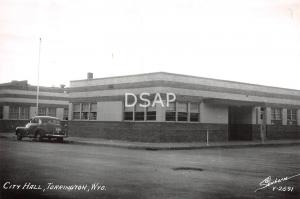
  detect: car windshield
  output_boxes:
[41,118,61,125]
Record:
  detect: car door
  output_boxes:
[43,119,53,134]
[28,118,39,136]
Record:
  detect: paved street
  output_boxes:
[0,138,299,199]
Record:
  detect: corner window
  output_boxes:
[271,108,282,125]
[287,109,297,125]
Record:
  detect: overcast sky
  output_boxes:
[0,0,300,89]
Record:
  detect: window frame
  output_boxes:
[271,107,282,125]
[89,103,97,120]
[9,106,30,120]
[19,106,29,119]
[123,103,157,122]
[124,105,134,121]
[165,102,176,121]
[189,103,200,122]
[9,106,20,119]
[165,102,201,123]
[38,107,47,116]
[177,102,188,122]
[63,108,69,120]
[146,105,156,121]
[47,107,56,117]
[287,109,297,125]
[72,103,97,120]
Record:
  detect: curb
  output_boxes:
[1,134,300,150]
[69,140,300,150]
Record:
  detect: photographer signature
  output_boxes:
[254,173,300,192]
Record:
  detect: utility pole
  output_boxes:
[260,106,266,143]
[36,37,42,116]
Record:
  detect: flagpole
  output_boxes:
[36,37,42,116]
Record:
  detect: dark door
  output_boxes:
[228,106,252,141]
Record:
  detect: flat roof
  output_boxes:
[0,81,67,93]
[70,72,300,93]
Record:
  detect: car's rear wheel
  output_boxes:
[16,132,22,141]
[35,132,42,142]
[57,137,63,143]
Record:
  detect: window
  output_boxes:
[124,104,156,121]
[48,107,56,117]
[38,107,47,116]
[42,118,60,125]
[271,108,282,125]
[90,103,97,120]
[9,106,29,119]
[73,104,81,119]
[124,106,134,121]
[287,109,297,125]
[9,106,19,119]
[81,103,89,120]
[19,107,29,119]
[0,106,3,119]
[135,104,145,121]
[31,118,39,123]
[37,107,57,117]
[63,108,69,120]
[166,102,176,121]
[190,103,200,122]
[146,105,156,121]
[72,103,97,120]
[177,102,188,121]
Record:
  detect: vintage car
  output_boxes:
[16,116,67,142]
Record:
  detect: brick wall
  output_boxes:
[0,120,29,132]
[266,125,300,140]
[2,120,298,142]
[68,121,228,142]
[251,124,300,141]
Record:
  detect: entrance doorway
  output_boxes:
[228,106,253,141]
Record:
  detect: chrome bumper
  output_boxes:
[45,134,67,138]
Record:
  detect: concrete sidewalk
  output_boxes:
[1,132,300,150]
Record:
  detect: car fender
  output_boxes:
[16,127,27,136]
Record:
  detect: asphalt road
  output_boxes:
[0,138,299,199]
